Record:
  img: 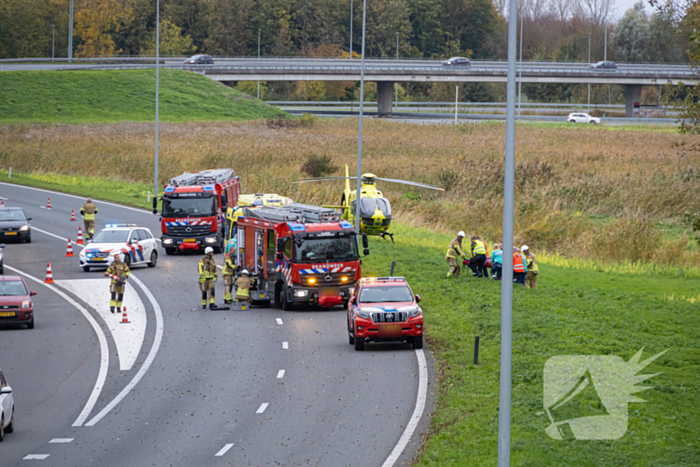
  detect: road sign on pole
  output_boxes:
[498,0,517,464]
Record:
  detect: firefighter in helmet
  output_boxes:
[105,250,130,313]
[80,198,98,240]
[235,269,251,303]
[445,231,468,278]
[222,250,236,304]
[198,246,218,309]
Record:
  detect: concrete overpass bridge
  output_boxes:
[2,57,697,117]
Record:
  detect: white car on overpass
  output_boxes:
[567,112,601,124]
[79,224,158,271]
[0,368,15,441]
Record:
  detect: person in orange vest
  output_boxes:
[469,235,488,278]
[512,246,527,286]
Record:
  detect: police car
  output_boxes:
[79,224,158,271]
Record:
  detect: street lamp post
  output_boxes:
[154,0,160,211]
[51,25,55,60]
[517,6,523,116]
[68,0,74,61]
[355,0,367,233]
[588,32,591,111]
[497,0,518,464]
[257,29,261,99]
[395,32,399,105]
[350,0,353,59]
[604,23,608,61]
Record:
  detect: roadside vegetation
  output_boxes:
[0,69,285,124]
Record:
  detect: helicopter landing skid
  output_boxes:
[379,232,395,243]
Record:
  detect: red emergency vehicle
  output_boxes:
[154,169,240,254]
[235,203,368,310]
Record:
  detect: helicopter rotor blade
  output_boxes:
[373,177,445,191]
[293,176,358,184]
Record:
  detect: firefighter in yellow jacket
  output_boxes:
[235,269,252,303]
[446,231,468,278]
[222,251,236,304]
[199,246,218,309]
[80,198,98,240]
[105,251,130,313]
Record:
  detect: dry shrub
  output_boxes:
[592,218,661,263]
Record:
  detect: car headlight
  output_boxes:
[294,289,308,297]
[20,225,29,231]
[163,238,173,245]
[408,308,422,318]
[22,300,31,309]
[205,237,217,244]
[356,310,372,320]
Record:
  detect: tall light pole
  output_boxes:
[257,29,261,99]
[497,0,517,464]
[604,23,608,61]
[517,6,523,116]
[395,32,399,105]
[154,0,160,210]
[68,0,74,61]
[349,0,353,59]
[588,32,591,111]
[51,25,55,60]
[355,0,367,233]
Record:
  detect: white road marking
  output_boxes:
[256,403,269,414]
[32,226,82,246]
[282,341,289,349]
[23,454,50,460]
[49,438,74,443]
[86,274,164,427]
[276,318,283,325]
[215,443,234,457]
[0,182,152,214]
[381,349,429,467]
[5,265,110,428]
[277,370,285,379]
[57,279,147,371]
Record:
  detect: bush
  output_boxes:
[301,155,338,178]
[267,113,316,129]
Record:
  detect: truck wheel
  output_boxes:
[165,247,174,255]
[281,285,294,311]
[354,336,365,351]
[413,336,424,349]
[342,299,349,309]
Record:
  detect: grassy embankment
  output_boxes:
[0,69,285,124]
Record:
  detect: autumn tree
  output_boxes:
[140,20,196,55]
[74,0,134,57]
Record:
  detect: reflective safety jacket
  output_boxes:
[222,255,235,276]
[80,203,98,220]
[472,240,486,256]
[107,261,130,284]
[199,256,218,280]
[526,253,539,273]
[513,253,527,273]
[446,238,467,260]
[236,276,251,297]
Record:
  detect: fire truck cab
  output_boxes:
[235,203,368,310]
[155,169,240,254]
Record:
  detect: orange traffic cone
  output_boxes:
[47,197,52,209]
[76,226,85,245]
[70,210,76,221]
[1,199,4,207]
[44,262,55,284]
[120,307,131,324]
[65,238,75,257]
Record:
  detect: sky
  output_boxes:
[614,0,654,19]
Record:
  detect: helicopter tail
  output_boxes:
[344,164,351,194]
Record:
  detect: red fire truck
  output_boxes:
[235,203,369,310]
[154,169,240,254]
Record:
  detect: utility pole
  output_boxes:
[68,0,74,61]
[349,0,353,59]
[497,0,517,464]
[257,29,261,99]
[51,25,55,60]
[517,5,523,116]
[395,32,399,105]
[588,32,591,111]
[355,0,367,233]
[154,0,160,212]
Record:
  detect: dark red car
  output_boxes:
[0,276,36,329]
[347,277,423,351]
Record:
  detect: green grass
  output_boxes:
[0,69,285,124]
[3,173,699,465]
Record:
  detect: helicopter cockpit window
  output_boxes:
[359,198,380,218]
[375,198,391,217]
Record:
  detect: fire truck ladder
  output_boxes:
[244,203,341,224]
[170,168,236,187]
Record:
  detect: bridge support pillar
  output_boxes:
[624,85,642,118]
[377,82,394,117]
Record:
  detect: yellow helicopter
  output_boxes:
[297,165,443,241]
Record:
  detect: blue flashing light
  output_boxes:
[203,185,215,191]
[287,222,306,232]
[164,186,175,193]
[339,220,354,230]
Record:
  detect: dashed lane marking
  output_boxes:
[256,403,269,414]
[215,443,234,457]
[276,318,283,325]
[282,342,289,349]
[23,454,50,460]
[277,370,285,379]
[49,438,74,443]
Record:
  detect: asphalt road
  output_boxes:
[0,183,433,466]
